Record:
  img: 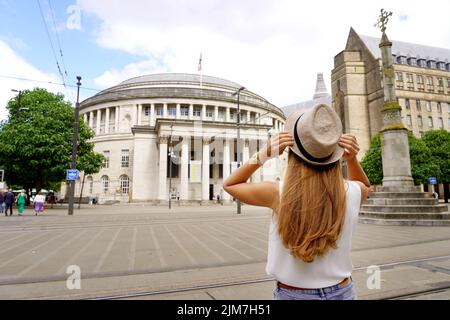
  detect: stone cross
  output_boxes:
[374,9,393,34]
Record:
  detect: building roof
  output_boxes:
[358,34,450,62]
[119,73,244,89]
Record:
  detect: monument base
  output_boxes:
[359,185,450,226]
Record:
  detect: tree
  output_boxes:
[421,130,450,184]
[360,132,439,185]
[0,88,104,193]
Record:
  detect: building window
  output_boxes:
[416,100,421,111]
[156,106,163,116]
[407,58,416,66]
[416,75,424,84]
[437,102,442,113]
[448,103,450,114]
[427,60,436,68]
[438,117,443,129]
[426,76,433,85]
[144,106,151,117]
[119,175,130,195]
[447,79,450,87]
[426,101,432,112]
[121,149,130,168]
[406,115,412,126]
[406,73,413,83]
[397,56,407,64]
[418,59,426,68]
[428,116,433,128]
[417,115,423,127]
[193,107,201,117]
[206,110,213,118]
[168,106,176,116]
[405,99,410,109]
[436,77,443,87]
[101,175,109,194]
[181,106,189,116]
[437,62,446,70]
[103,151,110,168]
[230,112,235,120]
[87,176,93,195]
[218,110,225,120]
[396,72,403,81]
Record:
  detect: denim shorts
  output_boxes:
[273,278,357,300]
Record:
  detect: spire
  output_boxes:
[313,72,328,101]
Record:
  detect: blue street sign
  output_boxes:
[428,177,437,185]
[66,169,79,181]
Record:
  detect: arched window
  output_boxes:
[87,176,94,195]
[120,175,130,195]
[101,176,109,194]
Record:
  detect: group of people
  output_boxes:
[0,189,46,216]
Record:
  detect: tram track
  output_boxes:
[88,254,450,300]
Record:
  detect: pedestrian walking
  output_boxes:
[33,191,45,216]
[16,190,27,216]
[223,104,372,300]
[4,189,15,216]
[216,194,221,205]
[0,190,5,214]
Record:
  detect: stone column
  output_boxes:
[243,139,250,164]
[202,105,206,121]
[214,106,219,121]
[176,103,181,119]
[222,139,231,201]
[163,103,168,118]
[158,136,169,201]
[180,136,190,200]
[202,137,210,201]
[83,113,87,124]
[226,107,231,122]
[115,106,120,133]
[188,104,193,120]
[247,110,251,124]
[150,104,155,126]
[89,111,94,128]
[105,107,110,134]
[137,104,142,125]
[96,109,101,135]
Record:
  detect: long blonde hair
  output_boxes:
[275,151,347,263]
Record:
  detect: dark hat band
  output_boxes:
[293,115,333,163]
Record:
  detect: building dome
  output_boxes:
[71,73,286,204]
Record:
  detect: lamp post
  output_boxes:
[68,76,82,216]
[232,86,245,214]
[168,124,173,210]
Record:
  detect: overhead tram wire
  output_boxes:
[48,0,69,79]
[36,0,70,98]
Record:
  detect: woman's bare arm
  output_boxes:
[338,134,372,202]
[223,132,294,211]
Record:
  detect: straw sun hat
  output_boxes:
[284,104,344,166]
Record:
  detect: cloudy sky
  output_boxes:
[1,0,449,120]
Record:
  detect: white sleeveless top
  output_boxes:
[266,180,361,289]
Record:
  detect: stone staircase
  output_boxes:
[359,186,450,226]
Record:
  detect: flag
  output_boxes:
[198,52,202,72]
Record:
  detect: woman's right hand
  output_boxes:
[258,131,294,163]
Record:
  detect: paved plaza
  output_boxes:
[0,203,449,299]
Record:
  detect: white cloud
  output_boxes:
[79,0,450,107]
[0,40,74,121]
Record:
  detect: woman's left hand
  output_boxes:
[338,134,360,161]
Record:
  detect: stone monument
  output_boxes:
[359,9,450,225]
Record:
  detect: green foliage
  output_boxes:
[0,88,104,191]
[360,133,383,185]
[421,130,450,184]
[361,131,443,185]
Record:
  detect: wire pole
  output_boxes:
[68,76,82,216]
[233,87,245,215]
[168,124,173,210]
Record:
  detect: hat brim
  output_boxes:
[285,108,344,166]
